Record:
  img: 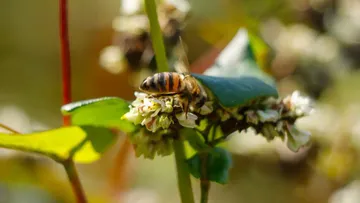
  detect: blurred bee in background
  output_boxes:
[139,39,208,114]
[99,0,191,87]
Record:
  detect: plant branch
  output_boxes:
[0,123,21,134]
[173,140,195,203]
[63,159,87,203]
[59,0,72,126]
[144,0,169,72]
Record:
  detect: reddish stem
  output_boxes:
[59,0,72,126]
[59,1,87,203]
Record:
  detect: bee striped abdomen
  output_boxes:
[168,73,173,91]
[140,72,184,94]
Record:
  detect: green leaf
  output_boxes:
[61,97,136,133]
[181,128,209,152]
[192,74,278,108]
[203,29,270,76]
[186,147,232,184]
[0,126,116,163]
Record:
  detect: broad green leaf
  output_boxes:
[248,32,271,72]
[192,74,278,108]
[0,126,116,163]
[61,97,136,133]
[180,128,209,158]
[186,147,232,184]
[203,29,270,75]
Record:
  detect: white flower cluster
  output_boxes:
[122,92,213,133]
[282,91,314,117]
[122,91,213,159]
[219,91,314,152]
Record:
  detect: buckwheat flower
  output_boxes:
[225,107,244,120]
[162,98,173,113]
[129,129,174,159]
[283,91,314,117]
[256,109,280,123]
[142,117,158,132]
[139,97,163,117]
[285,123,311,152]
[216,108,231,122]
[123,107,143,125]
[158,114,174,129]
[262,97,278,107]
[176,112,198,128]
[245,110,259,125]
[260,123,279,141]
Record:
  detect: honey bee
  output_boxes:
[139,39,207,113]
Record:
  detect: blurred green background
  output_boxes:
[1,0,360,202]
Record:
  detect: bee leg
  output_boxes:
[182,94,192,119]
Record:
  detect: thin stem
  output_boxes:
[59,0,72,126]
[173,140,195,203]
[144,0,169,72]
[59,1,86,202]
[63,159,87,203]
[144,0,194,202]
[200,153,210,203]
[0,123,21,134]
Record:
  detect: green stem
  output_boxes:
[63,159,87,203]
[144,0,194,202]
[173,140,195,203]
[144,0,169,72]
[200,153,210,203]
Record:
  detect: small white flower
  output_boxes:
[176,112,198,128]
[134,92,147,100]
[142,117,158,132]
[262,97,278,106]
[158,114,174,130]
[275,121,285,132]
[122,108,143,125]
[257,109,281,123]
[216,109,231,122]
[286,123,311,152]
[245,110,259,125]
[162,99,173,113]
[283,91,314,117]
[139,97,163,117]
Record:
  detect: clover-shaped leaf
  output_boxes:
[186,147,232,184]
[61,97,137,133]
[0,126,116,163]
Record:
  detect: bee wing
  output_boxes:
[173,37,191,74]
